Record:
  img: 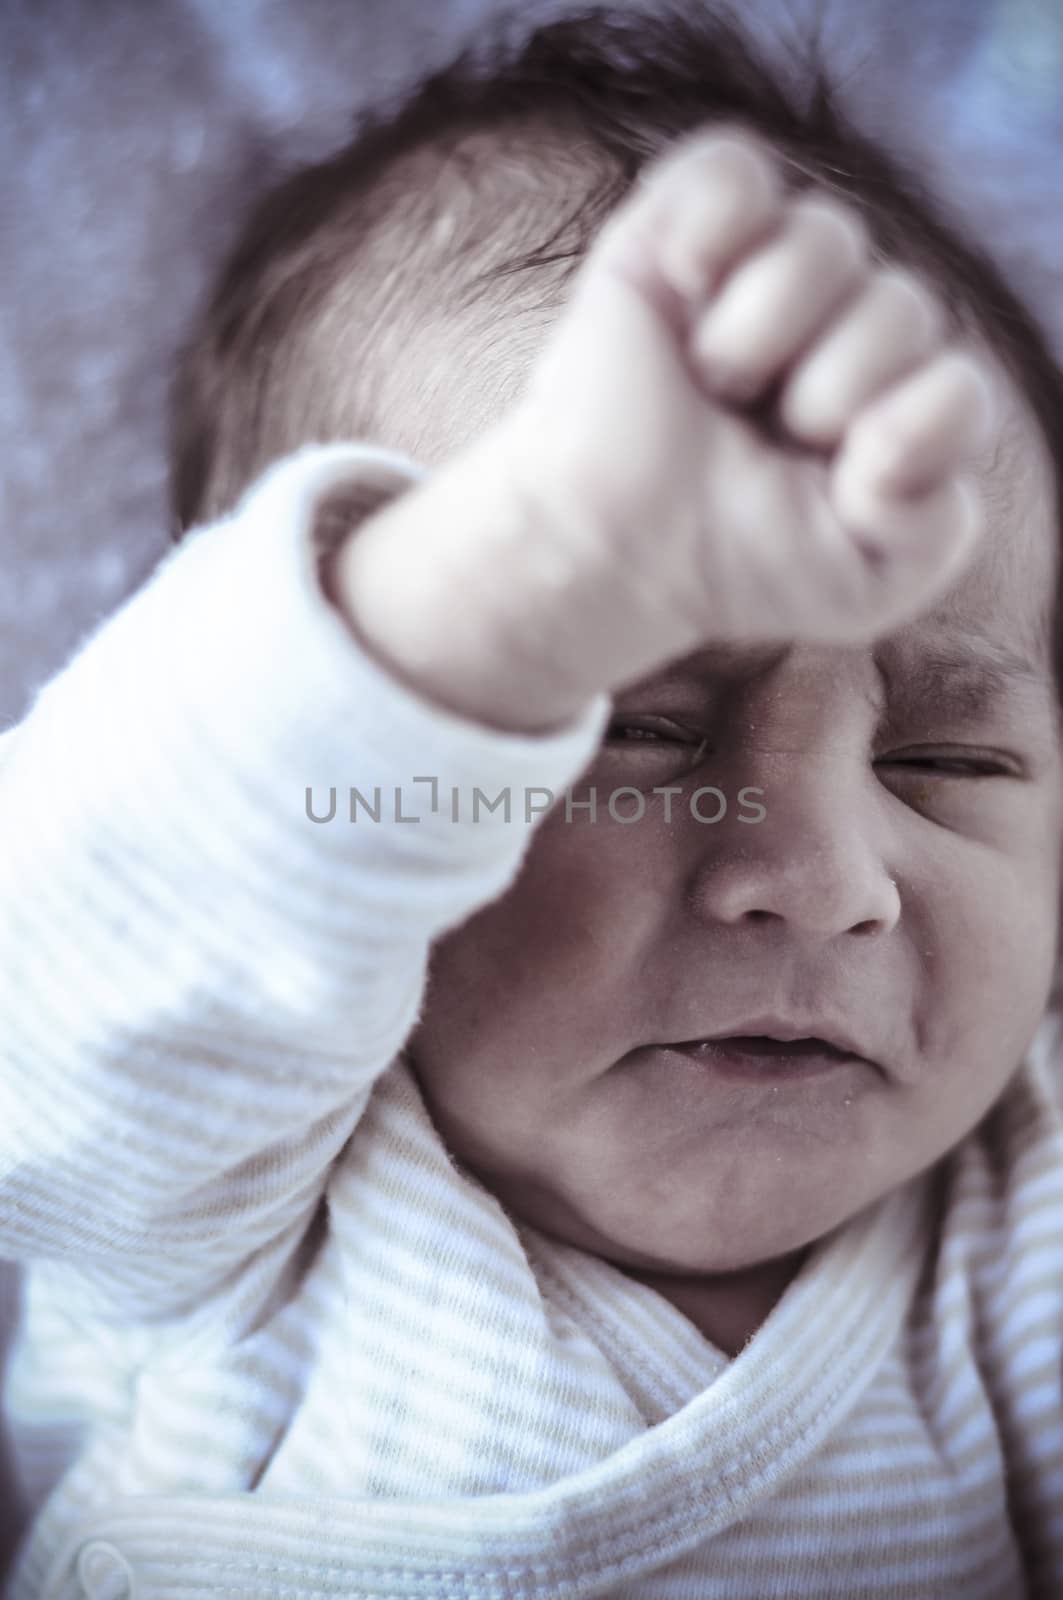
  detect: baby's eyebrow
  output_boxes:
[879,632,1053,721]
[637,635,1055,724]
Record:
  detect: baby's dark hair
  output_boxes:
[169,5,1063,677]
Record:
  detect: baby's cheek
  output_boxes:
[524,807,672,967]
[422,814,661,1059]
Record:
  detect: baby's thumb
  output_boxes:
[831,453,983,615]
[828,350,992,613]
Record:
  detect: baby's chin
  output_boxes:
[537,1055,896,1248]
[498,1131,879,1280]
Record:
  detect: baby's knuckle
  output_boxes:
[792,196,868,262]
[950,361,996,445]
[926,351,987,423]
[876,269,943,339]
[942,348,989,394]
[684,130,781,206]
[697,126,776,172]
[782,384,841,447]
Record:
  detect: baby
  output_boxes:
[4,8,1063,1599]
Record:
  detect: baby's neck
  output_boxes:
[623,1245,811,1358]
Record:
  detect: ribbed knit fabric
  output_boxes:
[1,443,1061,1600]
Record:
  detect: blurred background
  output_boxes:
[2,0,1061,1572]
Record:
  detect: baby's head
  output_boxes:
[172,9,1063,1348]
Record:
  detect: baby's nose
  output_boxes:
[687,749,901,938]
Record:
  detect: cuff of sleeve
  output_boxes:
[203,443,612,850]
[22,443,611,904]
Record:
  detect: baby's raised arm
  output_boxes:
[0,446,606,1355]
[329,130,993,735]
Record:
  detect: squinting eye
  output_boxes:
[877,754,1012,777]
[605,719,705,749]
[596,718,712,793]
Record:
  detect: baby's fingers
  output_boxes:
[840,350,996,498]
[832,461,982,581]
[826,350,994,616]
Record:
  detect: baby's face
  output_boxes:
[404,340,1063,1334]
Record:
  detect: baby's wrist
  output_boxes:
[323,437,599,735]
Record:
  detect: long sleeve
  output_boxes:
[0,442,610,1353]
